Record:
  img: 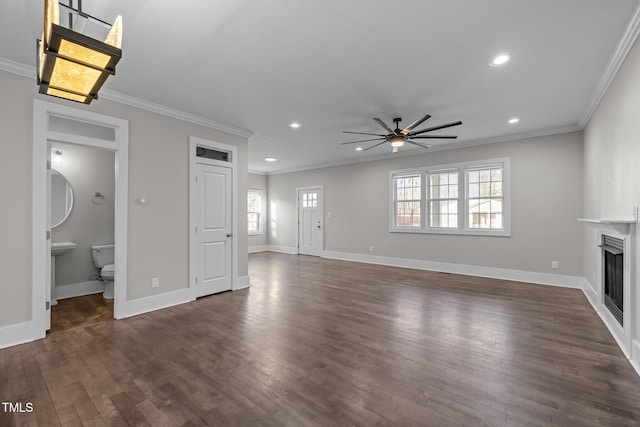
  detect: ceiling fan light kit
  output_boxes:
[389,135,405,147]
[341,115,462,153]
[36,0,123,104]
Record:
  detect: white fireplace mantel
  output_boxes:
[578,218,637,234]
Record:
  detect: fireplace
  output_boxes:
[579,216,636,359]
[601,235,624,326]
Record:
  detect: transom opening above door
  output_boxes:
[196,146,231,162]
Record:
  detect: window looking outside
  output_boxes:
[302,192,318,208]
[247,189,262,234]
[393,174,421,228]
[429,170,458,228]
[389,158,510,236]
[467,166,503,229]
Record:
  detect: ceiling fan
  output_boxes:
[341,114,462,153]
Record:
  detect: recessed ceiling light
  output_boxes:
[264,157,278,162]
[490,54,510,66]
[356,147,363,151]
[289,122,301,128]
[508,117,520,124]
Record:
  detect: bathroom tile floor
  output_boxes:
[50,293,114,332]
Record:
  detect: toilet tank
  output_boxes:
[91,244,114,269]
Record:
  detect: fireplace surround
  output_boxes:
[580,218,636,358]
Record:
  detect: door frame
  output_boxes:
[32,100,129,339]
[296,185,324,256]
[188,136,238,297]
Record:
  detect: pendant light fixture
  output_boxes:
[36,0,122,104]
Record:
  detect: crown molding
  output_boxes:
[0,57,253,138]
[0,57,34,78]
[99,90,253,138]
[579,1,640,128]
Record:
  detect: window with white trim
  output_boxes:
[429,170,458,229]
[247,189,263,235]
[389,158,510,236]
[393,173,422,228]
[467,166,503,230]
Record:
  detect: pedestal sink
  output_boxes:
[51,242,77,305]
[51,242,77,256]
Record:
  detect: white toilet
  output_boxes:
[91,244,115,299]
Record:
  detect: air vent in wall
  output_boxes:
[196,146,230,162]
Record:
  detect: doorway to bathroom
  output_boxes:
[32,100,129,338]
[48,142,116,331]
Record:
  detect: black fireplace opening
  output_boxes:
[601,235,624,326]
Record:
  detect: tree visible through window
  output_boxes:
[467,167,503,229]
[429,170,458,228]
[247,189,262,234]
[393,174,421,228]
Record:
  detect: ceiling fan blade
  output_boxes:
[342,131,386,137]
[341,138,385,145]
[408,120,463,136]
[373,118,395,134]
[410,135,458,139]
[407,140,432,149]
[401,114,431,135]
[362,141,387,151]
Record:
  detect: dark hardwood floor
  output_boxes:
[2,252,640,426]
[50,293,114,332]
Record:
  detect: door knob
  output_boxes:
[316,224,321,229]
[226,233,233,237]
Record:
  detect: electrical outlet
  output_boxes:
[152,277,159,288]
[369,246,374,252]
[551,261,559,269]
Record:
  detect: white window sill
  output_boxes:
[389,227,510,237]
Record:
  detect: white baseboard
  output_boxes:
[249,245,268,254]
[119,288,194,319]
[581,278,598,311]
[321,250,584,288]
[234,275,250,290]
[0,321,38,350]
[581,280,639,377]
[266,245,298,255]
[632,340,640,376]
[56,280,105,300]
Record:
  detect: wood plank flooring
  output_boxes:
[2,252,640,426]
[50,293,114,332]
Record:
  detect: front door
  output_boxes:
[194,163,232,297]
[297,187,323,256]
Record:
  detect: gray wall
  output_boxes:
[51,142,115,287]
[268,132,584,276]
[0,69,249,327]
[583,36,640,340]
[248,173,268,248]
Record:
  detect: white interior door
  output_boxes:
[194,163,232,297]
[298,187,323,256]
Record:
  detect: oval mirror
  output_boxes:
[51,169,74,228]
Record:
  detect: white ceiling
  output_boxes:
[1,0,639,173]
